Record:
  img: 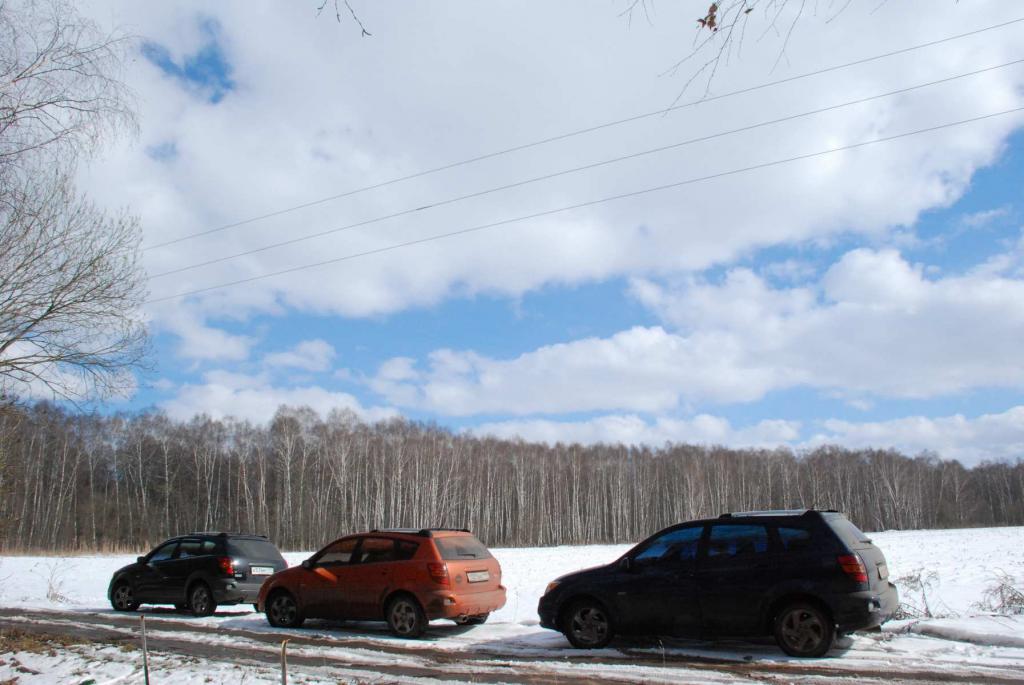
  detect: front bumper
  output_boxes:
[421,586,507,620]
[538,593,559,630]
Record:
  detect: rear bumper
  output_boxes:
[834,583,899,632]
[210,578,265,605]
[421,586,507,620]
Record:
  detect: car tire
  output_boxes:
[266,590,305,628]
[386,594,427,638]
[189,583,217,617]
[454,613,489,626]
[110,581,139,612]
[773,601,835,658]
[562,598,614,649]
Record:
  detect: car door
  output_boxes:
[345,537,398,619]
[696,523,774,636]
[612,525,704,637]
[164,538,204,602]
[135,541,179,602]
[299,537,358,618]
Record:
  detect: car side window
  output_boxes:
[777,526,813,551]
[395,540,418,561]
[633,526,704,566]
[175,540,203,559]
[200,540,217,554]
[353,537,398,565]
[148,542,178,562]
[707,524,769,558]
[316,538,357,566]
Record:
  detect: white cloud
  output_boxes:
[472,414,800,448]
[160,369,396,424]
[374,248,1024,414]
[263,339,336,372]
[806,406,1024,466]
[75,1,1024,324]
[155,306,256,362]
[959,206,1010,229]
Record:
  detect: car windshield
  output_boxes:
[227,538,284,562]
[434,536,492,560]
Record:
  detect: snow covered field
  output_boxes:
[1,526,1023,683]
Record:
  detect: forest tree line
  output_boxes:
[0,402,1021,552]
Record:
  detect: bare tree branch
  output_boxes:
[0,0,146,402]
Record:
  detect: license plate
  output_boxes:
[251,566,274,576]
[877,564,888,580]
[466,570,489,583]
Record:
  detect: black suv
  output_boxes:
[538,510,898,657]
[108,533,288,616]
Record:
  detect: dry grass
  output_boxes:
[0,627,90,656]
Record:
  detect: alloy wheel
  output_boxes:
[779,607,827,654]
[569,605,609,647]
[112,583,135,611]
[389,599,421,636]
[269,593,298,627]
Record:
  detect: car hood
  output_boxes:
[555,562,617,584]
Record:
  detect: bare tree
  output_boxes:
[0,0,145,401]
[0,0,136,172]
[0,172,146,399]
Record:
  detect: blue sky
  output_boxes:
[65,2,1024,465]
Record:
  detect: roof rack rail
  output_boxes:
[186,531,268,538]
[718,509,811,518]
[369,527,471,537]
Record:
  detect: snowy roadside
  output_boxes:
[1,527,1023,683]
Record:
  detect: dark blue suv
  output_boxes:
[538,510,898,657]
[108,532,287,616]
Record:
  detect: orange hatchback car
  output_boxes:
[257,528,506,637]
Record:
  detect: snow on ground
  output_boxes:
[1,527,1023,682]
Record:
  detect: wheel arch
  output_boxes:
[557,593,614,632]
[764,593,835,633]
[382,589,424,619]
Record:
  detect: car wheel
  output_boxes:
[110,582,139,612]
[189,583,217,617]
[563,599,614,649]
[386,595,427,638]
[773,601,835,658]
[454,613,489,626]
[266,591,305,628]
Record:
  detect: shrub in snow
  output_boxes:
[975,571,1024,615]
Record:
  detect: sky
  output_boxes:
[64,1,1024,466]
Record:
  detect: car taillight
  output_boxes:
[837,554,868,583]
[427,562,450,586]
[217,556,235,577]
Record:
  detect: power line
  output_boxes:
[143,16,1024,252]
[147,58,1024,281]
[147,105,1024,304]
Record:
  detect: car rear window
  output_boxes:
[227,538,284,561]
[434,535,492,560]
[823,514,872,547]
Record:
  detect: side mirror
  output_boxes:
[619,557,632,572]
[137,556,146,565]
[301,559,313,570]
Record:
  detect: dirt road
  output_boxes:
[1,608,1020,684]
